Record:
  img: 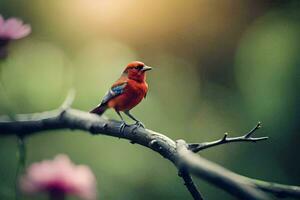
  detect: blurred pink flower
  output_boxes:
[0,15,31,40]
[20,154,97,200]
[0,15,31,58]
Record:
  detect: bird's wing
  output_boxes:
[100,82,127,105]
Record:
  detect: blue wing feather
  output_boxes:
[112,85,125,94]
[100,82,127,105]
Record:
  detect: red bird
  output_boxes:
[90,61,152,131]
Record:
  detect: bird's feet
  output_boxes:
[134,121,145,129]
[119,122,130,133]
[131,121,145,133]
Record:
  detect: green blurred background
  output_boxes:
[0,0,300,199]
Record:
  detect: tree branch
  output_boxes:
[177,140,300,199]
[0,93,299,200]
[60,89,76,110]
[248,178,300,199]
[176,140,271,200]
[188,122,268,152]
[179,169,204,200]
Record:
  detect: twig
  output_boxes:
[179,169,204,200]
[176,140,271,200]
[0,93,299,200]
[188,122,268,152]
[15,136,26,200]
[178,139,300,199]
[60,89,76,111]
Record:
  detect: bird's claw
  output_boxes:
[135,121,145,129]
[131,121,145,133]
[120,122,130,133]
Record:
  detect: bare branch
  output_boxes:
[0,95,299,200]
[60,89,76,110]
[179,169,204,200]
[248,178,300,199]
[176,140,271,200]
[189,122,268,153]
[177,140,300,199]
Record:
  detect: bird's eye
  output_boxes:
[135,65,143,70]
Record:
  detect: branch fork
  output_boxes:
[188,122,268,153]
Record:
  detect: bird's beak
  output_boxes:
[142,66,152,71]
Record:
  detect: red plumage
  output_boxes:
[108,79,148,111]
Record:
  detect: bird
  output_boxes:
[90,61,152,131]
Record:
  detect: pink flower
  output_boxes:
[0,15,31,58]
[20,154,97,200]
[0,15,31,40]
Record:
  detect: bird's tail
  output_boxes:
[90,104,107,116]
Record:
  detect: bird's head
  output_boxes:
[122,61,152,82]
